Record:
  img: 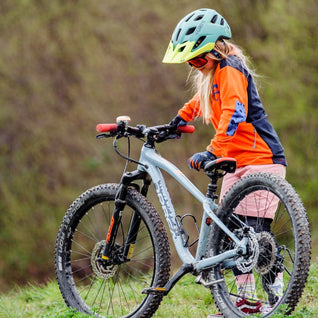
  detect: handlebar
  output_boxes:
[96,123,194,134]
[96,121,195,144]
[96,118,195,165]
[96,123,118,133]
[176,125,195,134]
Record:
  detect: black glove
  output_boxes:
[169,115,188,130]
[188,151,216,171]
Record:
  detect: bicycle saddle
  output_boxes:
[204,157,237,174]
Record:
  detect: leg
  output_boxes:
[220,165,286,299]
[209,172,310,317]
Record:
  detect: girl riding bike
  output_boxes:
[55,7,311,318]
[163,8,287,315]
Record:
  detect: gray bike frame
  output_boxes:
[138,145,248,272]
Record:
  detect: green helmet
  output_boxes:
[163,8,231,64]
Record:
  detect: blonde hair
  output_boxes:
[190,40,258,124]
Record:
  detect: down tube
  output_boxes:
[139,146,216,264]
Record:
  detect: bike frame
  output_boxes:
[138,144,247,273]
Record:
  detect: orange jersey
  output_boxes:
[178,55,287,168]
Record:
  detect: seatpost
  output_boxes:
[206,174,219,200]
[203,158,236,200]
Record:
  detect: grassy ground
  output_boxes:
[0,262,317,318]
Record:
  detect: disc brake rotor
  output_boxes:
[235,230,259,273]
[91,240,118,279]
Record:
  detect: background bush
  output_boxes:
[0,0,317,289]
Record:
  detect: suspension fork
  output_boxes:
[102,170,151,260]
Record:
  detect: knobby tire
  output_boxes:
[207,172,311,317]
[55,183,171,318]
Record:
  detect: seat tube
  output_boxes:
[195,210,211,260]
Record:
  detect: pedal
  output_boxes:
[195,274,224,288]
[142,287,166,295]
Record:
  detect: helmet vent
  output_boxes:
[175,28,181,41]
[186,27,196,35]
[211,15,218,24]
[178,44,186,52]
[193,36,206,49]
[220,18,224,25]
[194,15,204,21]
[185,13,195,22]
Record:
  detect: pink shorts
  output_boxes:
[220,164,286,219]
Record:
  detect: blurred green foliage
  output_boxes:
[0,0,317,289]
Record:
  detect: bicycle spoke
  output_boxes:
[207,173,310,317]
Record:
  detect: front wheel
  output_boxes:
[55,183,171,318]
[207,172,311,317]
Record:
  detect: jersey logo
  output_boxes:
[227,100,246,136]
[212,84,220,101]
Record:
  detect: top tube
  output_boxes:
[139,145,206,203]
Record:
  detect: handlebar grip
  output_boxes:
[177,125,195,134]
[96,123,118,133]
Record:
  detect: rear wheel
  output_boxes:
[207,172,311,317]
[55,183,171,317]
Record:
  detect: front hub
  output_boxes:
[91,240,118,279]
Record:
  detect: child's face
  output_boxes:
[197,55,217,73]
[186,54,216,73]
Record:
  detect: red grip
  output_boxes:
[96,123,118,133]
[177,125,195,134]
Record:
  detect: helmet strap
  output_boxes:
[210,39,225,59]
[211,49,221,59]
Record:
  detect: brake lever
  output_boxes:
[96,132,116,139]
[156,132,179,143]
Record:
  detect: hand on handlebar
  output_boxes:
[96,118,195,144]
[169,115,188,131]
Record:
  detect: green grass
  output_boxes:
[1,262,317,318]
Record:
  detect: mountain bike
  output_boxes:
[55,116,311,317]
